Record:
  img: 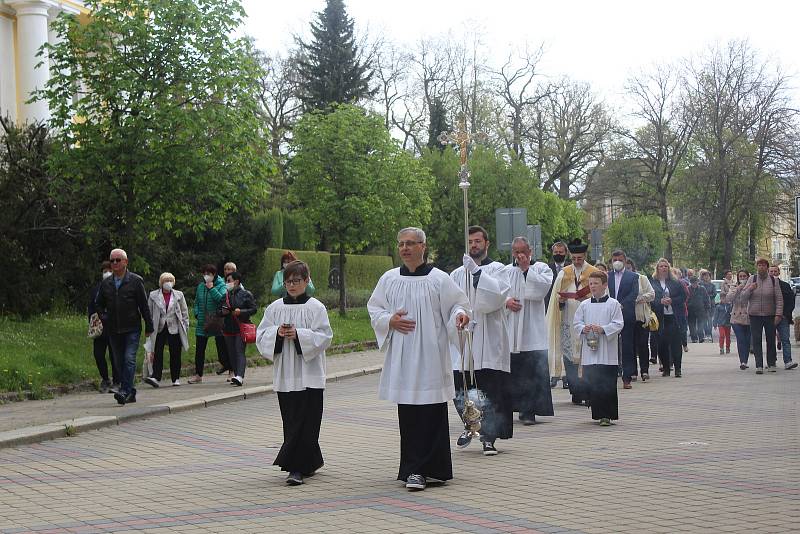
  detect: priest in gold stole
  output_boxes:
[546,239,597,405]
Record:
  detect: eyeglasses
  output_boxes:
[109,258,125,263]
[397,240,423,248]
[285,279,306,287]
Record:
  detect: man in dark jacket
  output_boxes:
[607,249,640,388]
[686,276,711,343]
[769,265,797,370]
[545,241,570,388]
[88,261,120,393]
[699,270,717,341]
[95,248,154,405]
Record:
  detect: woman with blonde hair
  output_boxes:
[144,273,190,387]
[651,259,688,377]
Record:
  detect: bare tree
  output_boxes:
[490,44,549,161]
[537,79,614,200]
[255,52,302,198]
[682,39,799,270]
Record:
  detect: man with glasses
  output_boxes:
[95,248,153,404]
[368,227,470,491]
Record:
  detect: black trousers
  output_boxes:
[563,356,589,403]
[92,335,119,383]
[509,350,554,417]
[634,321,650,375]
[658,315,683,373]
[397,403,452,481]
[194,335,229,376]
[453,369,512,442]
[274,388,324,474]
[152,328,182,382]
[750,315,778,368]
[585,364,619,420]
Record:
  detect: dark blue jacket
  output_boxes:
[651,277,687,319]
[608,269,639,323]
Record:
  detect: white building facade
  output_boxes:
[0,0,86,124]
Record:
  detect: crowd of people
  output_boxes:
[86,229,797,491]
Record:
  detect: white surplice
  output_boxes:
[500,261,553,354]
[368,267,470,404]
[572,296,624,366]
[255,297,333,392]
[449,261,511,372]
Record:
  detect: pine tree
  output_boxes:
[296,0,374,110]
[427,97,450,151]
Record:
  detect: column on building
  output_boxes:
[9,0,56,123]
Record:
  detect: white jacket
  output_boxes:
[634,274,655,323]
[144,289,190,352]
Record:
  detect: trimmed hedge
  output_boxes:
[334,253,394,290]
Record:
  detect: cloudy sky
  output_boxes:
[241,0,800,107]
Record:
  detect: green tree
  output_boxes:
[296,0,374,111]
[422,146,584,269]
[604,214,667,271]
[289,104,432,315]
[40,0,273,271]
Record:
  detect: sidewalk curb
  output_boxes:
[0,365,382,449]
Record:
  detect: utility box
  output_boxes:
[496,208,528,251]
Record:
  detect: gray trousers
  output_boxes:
[224,335,247,378]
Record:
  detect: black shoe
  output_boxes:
[406,474,426,490]
[114,391,126,405]
[230,376,243,386]
[549,377,559,388]
[216,367,229,375]
[649,357,657,364]
[286,472,304,485]
[144,376,159,388]
[641,373,649,382]
[674,370,682,378]
[519,413,536,426]
[571,398,582,405]
[562,379,570,390]
[114,391,136,405]
[456,430,473,449]
[482,441,498,456]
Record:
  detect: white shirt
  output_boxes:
[614,270,624,299]
[449,261,510,372]
[255,298,332,392]
[368,267,470,404]
[573,296,624,366]
[501,261,553,353]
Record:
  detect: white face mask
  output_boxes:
[163,282,173,291]
[102,271,112,280]
[612,260,624,272]
[226,282,235,291]
[203,274,213,283]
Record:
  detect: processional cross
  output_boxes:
[437,120,487,439]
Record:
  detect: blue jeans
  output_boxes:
[776,318,792,364]
[731,324,751,365]
[108,330,141,396]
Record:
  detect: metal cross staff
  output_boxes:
[438,120,487,438]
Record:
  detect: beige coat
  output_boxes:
[634,274,655,323]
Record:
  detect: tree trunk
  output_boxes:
[658,190,673,264]
[338,243,347,317]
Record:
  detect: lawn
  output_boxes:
[0,307,375,396]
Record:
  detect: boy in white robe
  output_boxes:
[256,261,333,486]
[449,226,512,456]
[500,236,554,425]
[573,271,624,426]
[368,227,470,491]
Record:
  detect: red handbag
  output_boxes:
[239,322,256,344]
[226,292,256,344]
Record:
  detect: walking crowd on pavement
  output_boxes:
[86,229,797,491]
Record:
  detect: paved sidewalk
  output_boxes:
[0,350,385,445]
[0,340,798,533]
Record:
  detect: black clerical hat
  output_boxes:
[567,238,588,254]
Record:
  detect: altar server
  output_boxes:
[546,239,597,405]
[368,227,470,491]
[573,271,624,426]
[449,226,512,456]
[501,236,554,424]
[256,261,333,486]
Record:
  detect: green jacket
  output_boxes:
[270,269,316,298]
[193,275,227,337]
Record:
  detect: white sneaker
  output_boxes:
[144,376,160,388]
[785,361,798,370]
[172,379,181,386]
[231,376,243,386]
[755,367,764,375]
